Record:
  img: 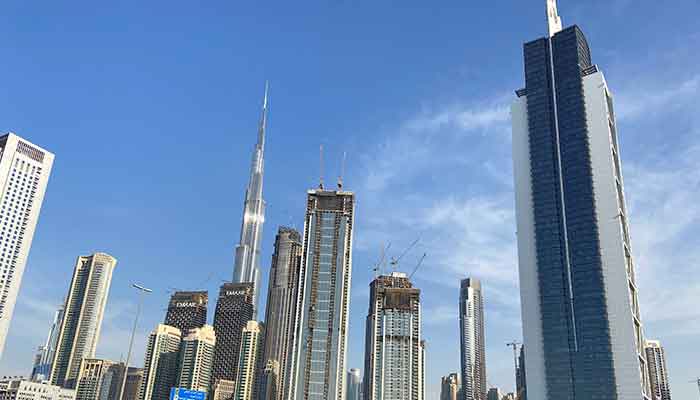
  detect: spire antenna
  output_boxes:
[319,144,324,190]
[547,0,563,37]
[337,151,347,190]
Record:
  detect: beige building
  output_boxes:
[0,379,74,400]
[440,373,460,400]
[75,358,124,400]
[233,321,263,400]
[211,380,235,400]
[0,133,54,359]
[51,253,118,389]
[121,368,143,400]
[138,324,181,400]
[177,325,216,393]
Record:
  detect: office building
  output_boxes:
[645,340,672,400]
[0,379,74,400]
[74,359,124,400]
[51,253,118,388]
[164,291,208,334]
[177,325,216,394]
[486,388,501,400]
[31,304,65,382]
[232,85,269,317]
[138,324,182,400]
[211,282,255,389]
[260,227,302,400]
[288,188,355,400]
[233,321,263,400]
[511,1,650,398]
[516,347,526,400]
[440,373,460,400]
[363,272,423,400]
[459,278,486,400]
[346,369,361,400]
[0,133,54,358]
[121,368,143,400]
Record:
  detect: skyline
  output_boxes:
[1,1,699,399]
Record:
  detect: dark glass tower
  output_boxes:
[164,291,208,334]
[511,2,648,399]
[211,282,255,389]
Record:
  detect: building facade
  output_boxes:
[211,282,255,389]
[232,85,269,317]
[486,388,501,400]
[122,368,143,400]
[51,253,118,388]
[74,359,125,400]
[511,1,649,398]
[177,325,216,394]
[138,324,182,400]
[233,320,263,400]
[260,227,302,400]
[346,369,361,400]
[363,272,423,400]
[645,340,671,400]
[31,304,65,382]
[440,373,460,400]
[0,133,54,358]
[459,278,486,400]
[288,189,355,400]
[164,291,208,334]
[258,361,280,400]
[516,347,526,400]
[0,379,74,400]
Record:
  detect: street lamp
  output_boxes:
[118,283,152,400]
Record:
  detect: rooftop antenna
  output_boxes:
[319,144,324,190]
[547,0,563,37]
[337,151,347,190]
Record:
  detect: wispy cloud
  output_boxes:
[615,74,700,121]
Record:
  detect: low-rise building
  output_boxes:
[0,378,75,400]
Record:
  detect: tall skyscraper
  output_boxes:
[177,325,216,394]
[516,347,526,400]
[645,340,672,400]
[164,291,208,334]
[511,1,649,398]
[51,253,118,388]
[288,188,355,400]
[233,320,263,400]
[211,282,255,390]
[440,373,460,400]
[31,304,65,381]
[122,368,143,400]
[74,358,125,400]
[346,369,361,400]
[459,278,486,400]
[0,133,54,358]
[363,272,423,400]
[232,85,269,317]
[138,324,182,400]
[260,227,302,400]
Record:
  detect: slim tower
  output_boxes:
[645,340,672,400]
[233,320,263,400]
[233,85,269,317]
[31,304,65,381]
[511,1,649,398]
[363,272,423,400]
[164,291,208,334]
[0,133,54,357]
[260,227,303,400]
[138,324,182,400]
[459,278,486,400]
[288,189,355,400]
[177,325,216,394]
[51,253,118,388]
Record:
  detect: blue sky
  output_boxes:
[1,0,699,398]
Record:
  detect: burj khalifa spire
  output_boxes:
[233,82,268,316]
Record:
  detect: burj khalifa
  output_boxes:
[233,83,268,316]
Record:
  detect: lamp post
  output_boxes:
[118,283,152,400]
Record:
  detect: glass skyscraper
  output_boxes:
[511,1,649,399]
[459,278,486,400]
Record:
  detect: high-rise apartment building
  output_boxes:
[440,373,460,400]
[51,253,118,388]
[346,369,361,400]
[0,133,54,358]
[211,380,235,400]
[233,320,263,400]
[511,1,649,398]
[31,304,65,381]
[486,388,501,400]
[138,324,182,400]
[232,85,269,317]
[211,282,255,389]
[363,272,423,400]
[177,325,216,394]
[459,278,486,400]
[164,291,208,334]
[288,188,355,400]
[645,340,672,400]
[260,227,302,400]
[121,368,143,400]
[74,359,125,400]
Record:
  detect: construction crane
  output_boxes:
[372,243,391,277]
[506,341,522,398]
[408,253,427,280]
[389,237,420,273]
